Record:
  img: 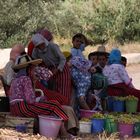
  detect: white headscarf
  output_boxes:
[10,44,25,61]
[31,33,49,47]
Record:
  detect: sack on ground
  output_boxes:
[5,116,34,133]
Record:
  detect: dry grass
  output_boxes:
[97,131,119,140]
[0,128,52,140]
[84,42,140,58]
[79,131,120,140]
[54,37,140,58]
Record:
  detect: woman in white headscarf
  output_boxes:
[31,34,72,105]
[3,44,25,87]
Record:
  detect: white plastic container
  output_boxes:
[79,121,92,133]
[39,115,62,138]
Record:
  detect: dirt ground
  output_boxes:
[126,64,140,89]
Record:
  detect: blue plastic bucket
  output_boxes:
[106,96,114,112]
[91,118,105,133]
[113,100,125,112]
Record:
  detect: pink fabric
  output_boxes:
[9,76,36,104]
[10,44,25,61]
[34,66,53,81]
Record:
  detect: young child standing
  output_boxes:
[71,33,93,58]
[69,56,96,110]
[87,45,109,111]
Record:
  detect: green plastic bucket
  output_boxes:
[134,122,140,136]
[126,100,138,113]
[105,118,118,133]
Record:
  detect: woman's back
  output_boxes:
[103,64,130,85]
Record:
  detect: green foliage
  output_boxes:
[133,114,140,122]
[90,112,105,119]
[114,96,125,101]
[125,95,138,101]
[104,114,117,122]
[80,117,91,122]
[0,0,140,48]
[118,114,136,124]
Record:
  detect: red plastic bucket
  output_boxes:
[118,123,134,137]
[39,115,62,138]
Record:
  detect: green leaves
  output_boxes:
[90,112,105,119]
[0,0,139,48]
[125,95,138,101]
[118,114,136,124]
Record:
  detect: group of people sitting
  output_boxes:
[2,28,140,138]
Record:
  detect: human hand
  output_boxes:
[39,96,46,102]
[90,66,97,73]
[35,97,41,102]
[35,96,46,102]
[67,61,72,67]
[52,68,60,76]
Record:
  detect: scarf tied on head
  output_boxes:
[108,48,121,65]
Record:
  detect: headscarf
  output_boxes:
[27,29,53,56]
[108,48,121,65]
[37,29,53,41]
[32,33,49,48]
[10,44,25,61]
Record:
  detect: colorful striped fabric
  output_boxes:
[10,100,68,121]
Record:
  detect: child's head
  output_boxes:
[88,52,98,65]
[121,56,127,67]
[96,45,109,68]
[98,53,108,68]
[72,33,87,49]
